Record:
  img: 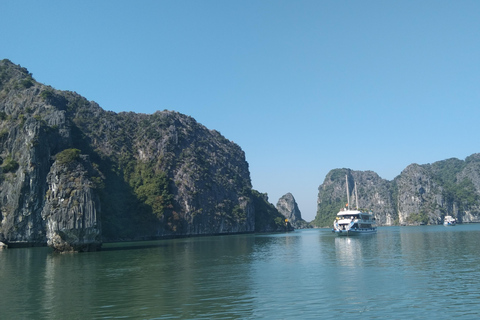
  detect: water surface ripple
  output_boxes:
[1,225,480,319]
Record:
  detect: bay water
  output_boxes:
[1,224,480,319]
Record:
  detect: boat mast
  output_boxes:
[354,182,359,210]
[346,175,350,210]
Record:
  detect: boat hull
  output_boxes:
[443,216,457,226]
[333,228,377,236]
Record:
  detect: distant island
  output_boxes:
[314,160,480,227]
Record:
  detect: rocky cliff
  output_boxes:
[315,156,480,227]
[41,153,102,251]
[0,59,284,251]
[276,193,309,228]
[253,191,294,232]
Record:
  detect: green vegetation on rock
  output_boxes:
[126,162,173,220]
[56,149,81,164]
[406,211,429,225]
[252,190,291,232]
[1,155,19,173]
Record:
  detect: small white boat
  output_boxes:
[332,176,377,236]
[443,215,457,226]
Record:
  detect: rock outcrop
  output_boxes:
[41,154,102,252]
[253,191,294,232]
[276,193,308,228]
[0,59,283,251]
[315,156,480,227]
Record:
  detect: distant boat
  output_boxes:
[332,175,377,236]
[444,215,457,226]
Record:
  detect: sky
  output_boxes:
[1,1,480,221]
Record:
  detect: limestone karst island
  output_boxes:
[2,59,480,252]
[0,59,298,252]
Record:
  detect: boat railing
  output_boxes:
[350,227,377,231]
[348,220,355,230]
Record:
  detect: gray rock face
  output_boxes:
[395,164,443,225]
[0,79,71,245]
[41,155,102,252]
[316,157,480,226]
[316,169,395,226]
[276,193,306,228]
[253,191,294,232]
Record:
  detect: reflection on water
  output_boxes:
[334,236,371,267]
[1,226,480,319]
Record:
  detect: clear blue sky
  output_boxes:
[2,1,480,221]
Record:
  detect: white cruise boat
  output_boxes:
[332,176,377,236]
[443,215,457,226]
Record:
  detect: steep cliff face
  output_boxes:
[395,164,444,225]
[0,59,270,250]
[88,110,256,239]
[42,154,102,252]
[276,193,308,228]
[315,169,395,227]
[253,191,293,232]
[0,62,72,246]
[456,154,480,221]
[394,157,480,225]
[315,156,480,227]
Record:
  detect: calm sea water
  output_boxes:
[1,224,480,319]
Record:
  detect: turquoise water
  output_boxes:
[1,225,480,319]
